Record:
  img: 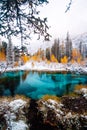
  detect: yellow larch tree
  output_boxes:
[21,54,30,63]
[50,54,58,62]
[30,55,39,61]
[0,48,6,61]
[61,56,68,64]
[72,48,82,63]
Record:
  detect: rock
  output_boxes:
[0,92,87,130]
[0,98,28,130]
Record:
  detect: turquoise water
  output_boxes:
[0,71,87,99]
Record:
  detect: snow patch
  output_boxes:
[0,61,87,73]
[75,88,87,99]
[9,99,26,111]
[11,120,28,130]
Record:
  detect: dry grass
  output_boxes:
[67,92,79,97]
[0,96,13,102]
[0,95,30,103]
[14,94,30,102]
[41,95,61,102]
[75,85,87,90]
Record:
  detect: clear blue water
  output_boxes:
[0,71,87,99]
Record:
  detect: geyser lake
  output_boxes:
[0,71,87,99]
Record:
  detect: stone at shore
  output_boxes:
[0,88,87,130]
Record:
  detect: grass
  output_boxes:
[75,85,87,90]
[41,94,61,102]
[0,95,30,103]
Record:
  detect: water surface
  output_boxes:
[0,71,87,99]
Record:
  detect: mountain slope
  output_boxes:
[72,32,87,48]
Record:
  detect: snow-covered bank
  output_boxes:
[0,97,29,130]
[0,87,87,130]
[22,61,87,73]
[0,61,87,73]
[10,62,87,74]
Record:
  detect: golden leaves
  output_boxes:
[61,56,68,64]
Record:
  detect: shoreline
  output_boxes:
[0,87,87,130]
[0,61,87,74]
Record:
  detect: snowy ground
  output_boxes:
[0,61,87,73]
[0,98,28,130]
[0,87,87,130]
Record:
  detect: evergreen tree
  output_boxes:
[59,41,65,62]
[14,46,20,62]
[6,36,14,67]
[82,44,87,59]
[51,38,60,61]
[0,0,49,42]
[65,32,72,61]
[46,48,51,60]
[79,41,82,55]
[2,41,7,55]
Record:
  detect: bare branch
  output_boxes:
[65,0,72,13]
[0,0,50,41]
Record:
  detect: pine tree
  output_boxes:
[51,38,60,61]
[59,41,65,62]
[0,0,49,42]
[46,48,51,60]
[82,44,87,59]
[6,36,14,67]
[65,32,72,61]
[79,41,82,55]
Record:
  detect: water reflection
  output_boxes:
[0,71,87,99]
[0,71,24,96]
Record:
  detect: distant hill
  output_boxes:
[28,32,87,55]
[72,32,87,48]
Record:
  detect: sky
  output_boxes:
[1,0,87,50]
[25,0,87,52]
[38,0,87,38]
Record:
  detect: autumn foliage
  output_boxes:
[0,37,86,66]
[50,54,58,62]
[21,54,30,63]
[61,56,68,64]
[14,62,19,67]
[75,85,87,90]
[42,95,61,102]
[0,49,6,61]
